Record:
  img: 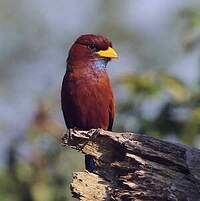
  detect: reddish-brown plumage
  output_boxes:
[61,34,117,171]
[61,70,114,130]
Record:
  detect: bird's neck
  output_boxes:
[67,58,109,72]
[93,58,109,71]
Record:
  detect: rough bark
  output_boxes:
[61,129,200,201]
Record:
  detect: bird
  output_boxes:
[61,34,118,171]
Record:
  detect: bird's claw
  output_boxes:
[68,128,78,142]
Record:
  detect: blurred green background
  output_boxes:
[0,0,200,200]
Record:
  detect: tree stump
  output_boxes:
[61,129,200,201]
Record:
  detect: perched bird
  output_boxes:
[61,34,118,171]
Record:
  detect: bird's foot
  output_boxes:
[88,128,101,141]
[68,128,79,141]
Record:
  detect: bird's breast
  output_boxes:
[61,70,114,130]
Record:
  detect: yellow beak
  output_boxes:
[97,47,118,59]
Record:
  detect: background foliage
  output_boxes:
[0,1,200,200]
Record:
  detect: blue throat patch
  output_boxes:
[94,59,109,71]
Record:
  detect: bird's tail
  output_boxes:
[85,155,96,172]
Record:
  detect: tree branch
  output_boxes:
[62,129,200,201]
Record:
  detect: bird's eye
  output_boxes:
[87,44,97,51]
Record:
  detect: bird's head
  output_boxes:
[67,34,118,71]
